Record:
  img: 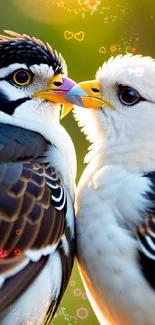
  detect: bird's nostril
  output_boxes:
[53,81,63,87]
[91,88,100,93]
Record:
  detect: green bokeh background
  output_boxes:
[0,0,155,324]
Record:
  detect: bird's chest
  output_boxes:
[76,166,155,325]
[76,165,151,245]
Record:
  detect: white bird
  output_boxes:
[65,54,155,325]
[0,30,76,325]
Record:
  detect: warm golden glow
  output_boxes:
[13,0,82,24]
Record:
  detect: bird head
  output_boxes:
[0,30,76,129]
[66,54,155,170]
[0,30,77,195]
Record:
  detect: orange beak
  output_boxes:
[34,73,77,117]
[65,80,114,112]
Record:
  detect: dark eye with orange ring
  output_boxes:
[118,85,144,105]
[11,69,33,86]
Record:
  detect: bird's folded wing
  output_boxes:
[0,163,67,259]
[0,123,75,320]
[137,214,155,260]
[137,172,155,290]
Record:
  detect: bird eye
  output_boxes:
[12,69,32,86]
[118,85,140,105]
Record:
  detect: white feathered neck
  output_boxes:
[74,54,155,175]
[74,103,155,176]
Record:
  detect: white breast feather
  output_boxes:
[76,165,155,325]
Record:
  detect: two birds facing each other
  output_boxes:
[0,30,154,325]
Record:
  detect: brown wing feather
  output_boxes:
[0,163,68,318]
[0,163,66,265]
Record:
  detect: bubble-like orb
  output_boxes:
[77,307,89,319]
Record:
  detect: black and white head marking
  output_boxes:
[0,30,67,122]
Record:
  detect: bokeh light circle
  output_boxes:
[74,288,82,296]
[70,280,75,286]
[77,307,89,319]
[82,292,88,300]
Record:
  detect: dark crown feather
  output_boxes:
[0,30,67,74]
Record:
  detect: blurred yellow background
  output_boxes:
[0,0,155,324]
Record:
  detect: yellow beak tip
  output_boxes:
[60,104,74,119]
